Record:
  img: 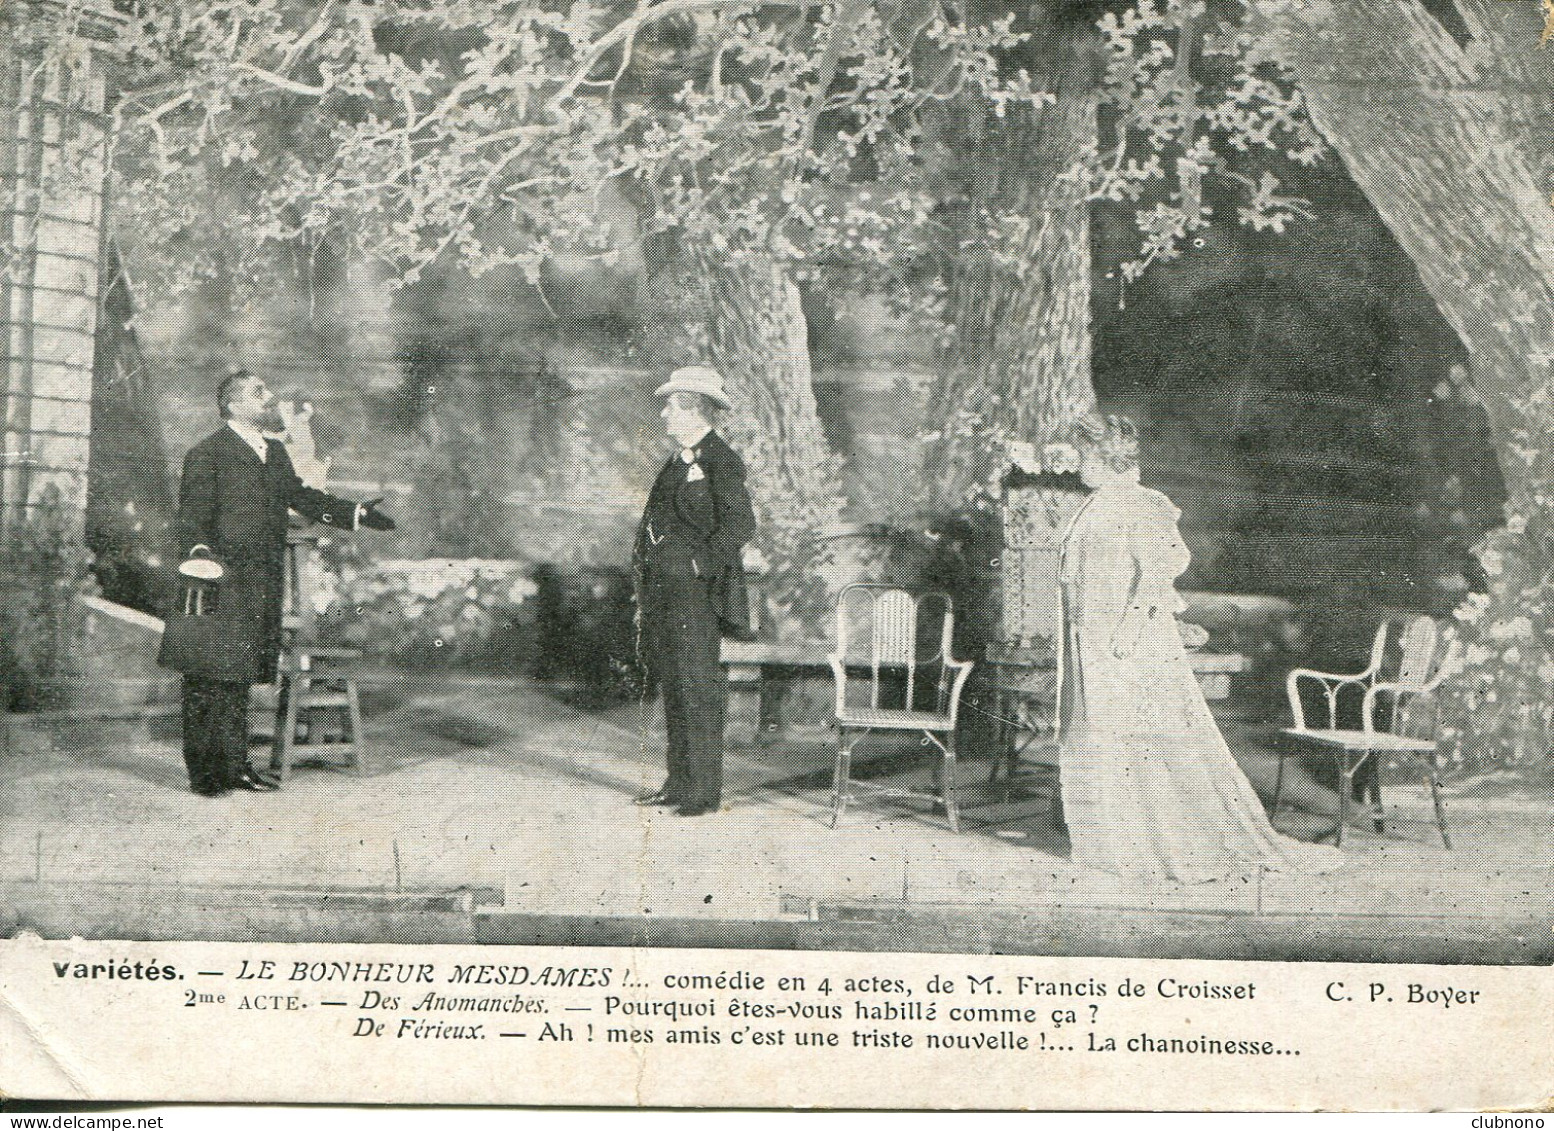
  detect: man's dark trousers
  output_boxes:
[181,675,250,792]
[640,570,726,810]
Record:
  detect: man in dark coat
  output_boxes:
[157,369,396,797]
[632,366,757,817]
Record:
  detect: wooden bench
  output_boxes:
[722,639,834,744]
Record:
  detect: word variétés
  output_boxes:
[53,960,177,981]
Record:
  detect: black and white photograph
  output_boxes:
[0,0,1551,1109]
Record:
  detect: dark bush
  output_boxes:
[532,564,645,703]
[1,489,100,712]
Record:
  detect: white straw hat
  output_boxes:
[653,365,732,409]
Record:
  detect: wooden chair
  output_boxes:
[1279,615,1458,848]
[828,585,974,832]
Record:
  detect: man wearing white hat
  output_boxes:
[632,366,757,817]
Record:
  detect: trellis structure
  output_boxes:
[0,0,120,534]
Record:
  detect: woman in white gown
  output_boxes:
[1058,414,1343,884]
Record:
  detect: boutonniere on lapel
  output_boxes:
[680,447,706,482]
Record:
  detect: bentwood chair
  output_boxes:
[828,585,975,832]
[1280,615,1458,848]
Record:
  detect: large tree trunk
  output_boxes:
[697,251,849,633]
[1253,0,1554,497]
[923,14,1100,513]
[1253,0,1554,769]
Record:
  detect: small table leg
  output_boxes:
[986,681,1009,786]
[756,668,790,745]
[269,676,290,776]
[990,676,1022,790]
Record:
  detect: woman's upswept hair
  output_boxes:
[1071,412,1141,473]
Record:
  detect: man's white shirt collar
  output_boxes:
[227,419,271,461]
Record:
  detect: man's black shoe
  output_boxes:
[234,769,280,792]
[244,763,282,787]
[191,783,230,798]
[633,790,678,807]
[676,804,716,817]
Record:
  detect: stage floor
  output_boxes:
[2,675,1550,960]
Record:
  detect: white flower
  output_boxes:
[1480,550,1504,577]
[1454,593,1491,622]
[1507,514,1528,535]
[1008,441,1040,473]
[1488,616,1533,642]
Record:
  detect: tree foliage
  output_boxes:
[86,0,1036,301]
[1093,0,1325,281]
[10,0,1323,319]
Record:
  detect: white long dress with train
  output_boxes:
[1057,480,1343,884]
